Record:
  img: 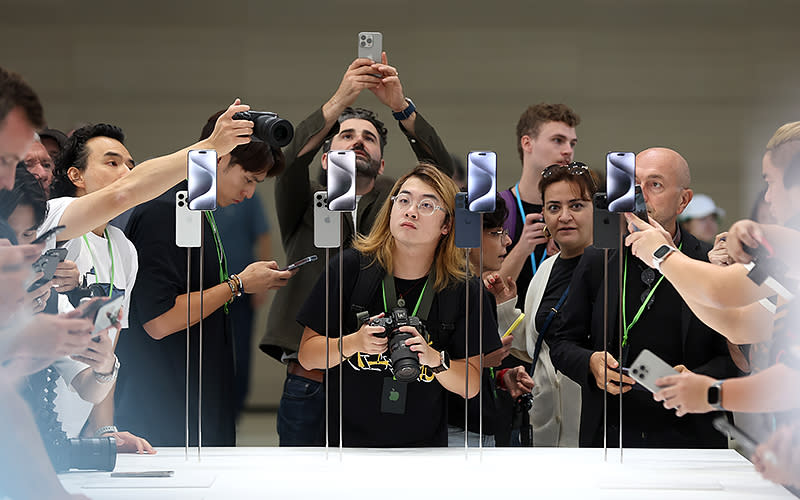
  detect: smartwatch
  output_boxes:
[707,379,725,411]
[392,98,416,121]
[430,350,450,374]
[652,244,678,272]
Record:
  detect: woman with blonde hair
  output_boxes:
[297,163,501,447]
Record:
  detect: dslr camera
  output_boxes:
[370,307,424,382]
[232,111,294,148]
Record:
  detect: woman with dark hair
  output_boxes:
[297,163,502,447]
[491,161,598,447]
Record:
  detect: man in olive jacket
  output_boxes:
[260,54,453,445]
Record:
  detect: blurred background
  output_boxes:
[2,0,799,443]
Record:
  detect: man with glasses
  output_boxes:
[261,54,453,446]
[548,147,739,448]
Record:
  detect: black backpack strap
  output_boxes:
[347,252,385,331]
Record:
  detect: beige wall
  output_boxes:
[3,0,800,407]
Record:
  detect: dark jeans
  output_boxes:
[277,373,325,446]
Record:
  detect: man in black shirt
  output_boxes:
[548,147,738,448]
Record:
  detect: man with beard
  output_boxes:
[261,54,453,446]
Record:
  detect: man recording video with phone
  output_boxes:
[548,147,738,449]
[260,50,454,446]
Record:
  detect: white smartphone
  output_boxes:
[326,150,356,212]
[313,191,341,248]
[358,31,383,62]
[627,349,679,393]
[176,190,202,248]
[187,149,218,211]
[606,151,636,213]
[467,151,497,213]
[91,294,124,341]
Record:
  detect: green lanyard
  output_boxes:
[81,229,114,297]
[204,211,230,313]
[621,242,682,347]
[381,279,428,317]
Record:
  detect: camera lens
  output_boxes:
[361,34,366,40]
[367,37,372,44]
[360,41,366,47]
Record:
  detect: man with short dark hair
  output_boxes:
[261,54,453,446]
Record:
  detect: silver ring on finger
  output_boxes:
[36,297,44,308]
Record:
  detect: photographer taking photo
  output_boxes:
[297,164,501,447]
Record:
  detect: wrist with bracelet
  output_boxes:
[93,354,119,384]
[226,274,244,304]
[94,425,118,437]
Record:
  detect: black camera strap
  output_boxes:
[381,269,436,321]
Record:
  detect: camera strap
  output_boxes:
[203,211,230,313]
[81,229,115,297]
[380,270,435,320]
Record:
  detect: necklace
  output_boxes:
[395,276,427,308]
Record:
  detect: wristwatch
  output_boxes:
[392,98,416,121]
[430,350,450,374]
[652,244,678,272]
[707,379,725,411]
[94,425,118,437]
[94,355,120,384]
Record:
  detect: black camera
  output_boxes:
[232,111,294,148]
[370,307,423,382]
[515,392,533,413]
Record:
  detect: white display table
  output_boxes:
[59,447,794,499]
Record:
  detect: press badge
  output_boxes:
[380,377,407,414]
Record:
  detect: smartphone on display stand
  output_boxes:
[326,150,356,212]
[592,193,620,250]
[627,348,679,393]
[279,255,318,272]
[454,192,481,249]
[187,149,218,211]
[313,191,341,248]
[467,151,497,213]
[28,247,68,292]
[606,151,636,213]
[175,191,201,248]
[358,31,383,62]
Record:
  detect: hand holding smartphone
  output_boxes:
[32,225,66,245]
[279,255,318,272]
[358,32,383,62]
[28,247,68,292]
[627,349,680,393]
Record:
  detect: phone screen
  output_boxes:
[606,152,635,213]
[187,149,218,211]
[327,150,356,211]
[467,151,497,213]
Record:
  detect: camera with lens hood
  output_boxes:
[232,111,294,148]
[370,307,424,382]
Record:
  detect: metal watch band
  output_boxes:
[94,425,118,437]
[708,379,725,411]
[94,354,120,384]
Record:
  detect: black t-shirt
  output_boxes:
[116,183,235,447]
[296,249,501,447]
[535,255,582,335]
[507,197,547,308]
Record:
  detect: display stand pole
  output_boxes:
[198,223,204,461]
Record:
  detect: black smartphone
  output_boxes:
[187,149,218,211]
[279,255,318,271]
[712,417,763,459]
[592,193,621,250]
[606,152,636,213]
[467,151,497,213]
[32,225,66,245]
[454,192,481,249]
[28,247,68,292]
[327,150,356,211]
[633,185,648,224]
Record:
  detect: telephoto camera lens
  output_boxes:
[387,331,420,382]
[232,111,294,148]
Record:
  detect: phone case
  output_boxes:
[187,149,217,211]
[326,150,356,211]
[358,32,383,62]
[91,294,124,340]
[592,193,621,250]
[627,349,679,393]
[176,190,202,248]
[314,191,341,248]
[467,151,497,213]
[606,151,636,213]
[28,248,67,292]
[454,192,481,249]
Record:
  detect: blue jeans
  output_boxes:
[277,373,325,446]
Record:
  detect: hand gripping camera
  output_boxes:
[232,111,294,148]
[370,308,424,382]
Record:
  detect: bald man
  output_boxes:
[548,147,738,449]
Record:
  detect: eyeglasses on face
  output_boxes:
[487,228,509,238]
[391,194,446,216]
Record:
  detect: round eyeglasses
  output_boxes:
[391,194,446,216]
